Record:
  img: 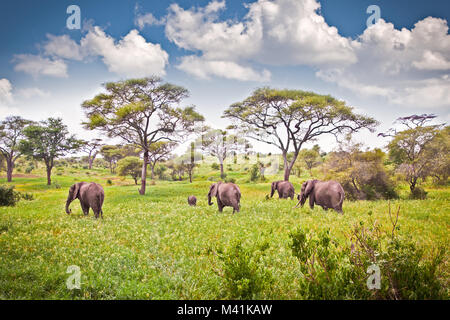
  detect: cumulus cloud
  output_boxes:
[163,0,356,80]
[135,13,165,29]
[15,27,169,78]
[0,78,13,105]
[17,87,51,99]
[178,56,271,81]
[13,54,68,78]
[44,34,84,61]
[81,27,168,77]
[162,0,450,107]
[0,79,20,118]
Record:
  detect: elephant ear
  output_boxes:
[72,183,80,201]
[210,183,218,197]
[304,180,316,197]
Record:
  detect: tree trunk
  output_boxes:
[6,158,13,182]
[139,151,149,195]
[283,152,298,181]
[189,170,192,183]
[220,162,225,179]
[46,165,52,185]
[150,163,155,180]
[88,152,97,170]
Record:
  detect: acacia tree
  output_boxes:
[117,156,142,185]
[81,138,103,169]
[148,141,176,180]
[19,118,81,185]
[298,148,322,175]
[100,145,122,173]
[0,116,33,182]
[82,77,204,195]
[224,88,377,181]
[198,128,246,179]
[382,114,443,194]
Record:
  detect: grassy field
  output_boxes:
[0,166,449,299]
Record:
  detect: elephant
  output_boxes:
[208,182,241,213]
[65,182,105,218]
[188,195,197,206]
[295,180,344,214]
[270,181,295,199]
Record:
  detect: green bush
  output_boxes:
[106,179,113,186]
[225,177,236,183]
[288,207,447,299]
[217,241,272,299]
[211,163,220,170]
[0,185,20,207]
[409,187,427,200]
[249,164,260,182]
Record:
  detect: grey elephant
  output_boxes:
[295,180,344,213]
[270,180,295,199]
[188,195,197,206]
[65,182,105,218]
[208,182,241,213]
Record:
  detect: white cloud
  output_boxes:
[44,34,84,61]
[15,26,169,78]
[0,78,13,105]
[164,0,356,81]
[317,17,450,108]
[135,13,165,29]
[17,87,51,99]
[0,79,20,118]
[413,51,450,70]
[178,55,271,81]
[13,54,68,78]
[80,27,169,77]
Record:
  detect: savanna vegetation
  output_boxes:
[0,78,448,300]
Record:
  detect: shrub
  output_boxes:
[288,204,447,299]
[225,177,236,183]
[19,192,34,201]
[25,165,34,174]
[53,181,61,189]
[409,187,427,200]
[207,176,217,182]
[106,179,113,186]
[0,185,20,206]
[211,163,220,170]
[249,164,260,182]
[217,241,272,299]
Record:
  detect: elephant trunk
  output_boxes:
[65,198,72,214]
[208,193,213,206]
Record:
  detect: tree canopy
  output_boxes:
[82,77,204,194]
[223,88,377,180]
[19,118,81,185]
[0,116,33,182]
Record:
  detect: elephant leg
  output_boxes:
[81,203,89,216]
[309,195,315,209]
[217,200,224,212]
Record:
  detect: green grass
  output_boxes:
[0,167,449,299]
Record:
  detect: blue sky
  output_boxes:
[0,0,449,153]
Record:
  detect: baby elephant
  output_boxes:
[208,182,241,213]
[295,179,344,214]
[188,195,197,206]
[65,182,105,218]
[270,180,295,199]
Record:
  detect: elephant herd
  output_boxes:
[65,179,345,219]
